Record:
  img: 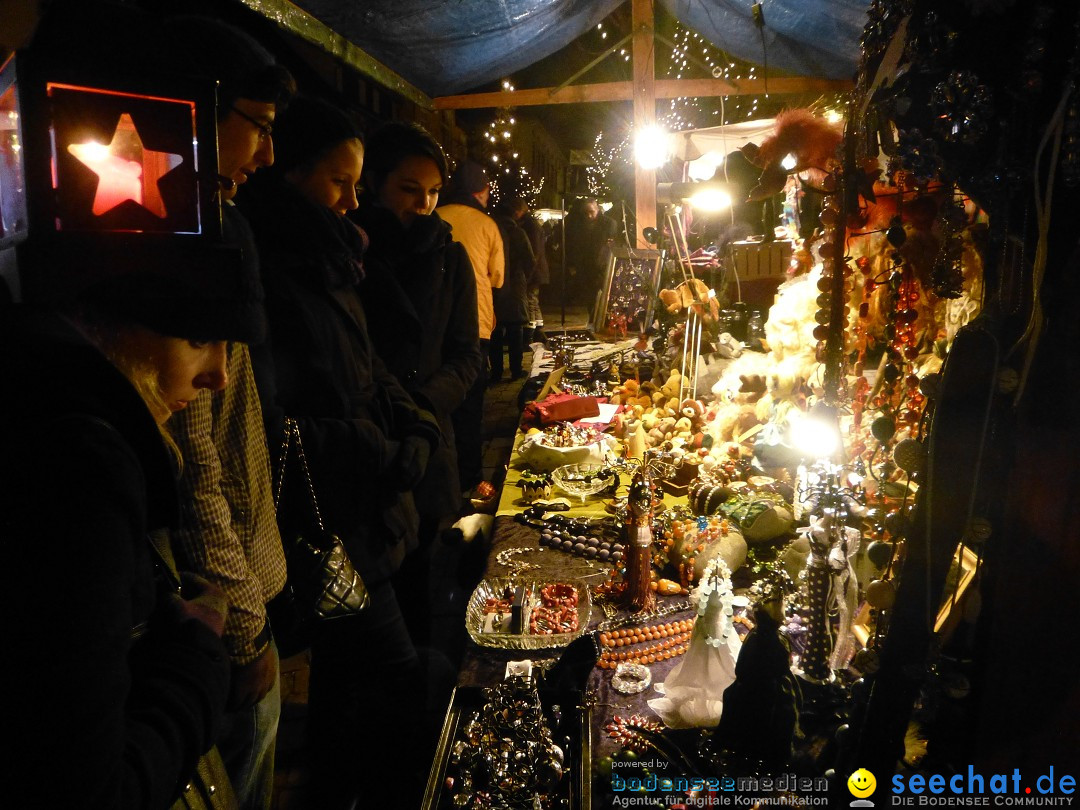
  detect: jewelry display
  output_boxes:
[594,598,693,635]
[661,514,739,588]
[529,584,581,635]
[466,578,592,650]
[445,677,566,807]
[539,526,623,563]
[518,509,624,564]
[537,421,605,448]
[604,714,664,754]
[611,662,653,695]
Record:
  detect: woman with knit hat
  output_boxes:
[1,252,263,808]
[238,96,447,809]
[351,121,482,666]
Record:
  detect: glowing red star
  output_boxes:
[67,112,182,218]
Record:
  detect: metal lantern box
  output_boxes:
[0,37,228,304]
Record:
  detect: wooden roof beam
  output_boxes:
[632,0,656,249]
[433,76,851,110]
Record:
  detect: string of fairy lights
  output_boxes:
[660,22,762,130]
[589,19,780,196]
[473,79,545,207]
[470,18,844,203]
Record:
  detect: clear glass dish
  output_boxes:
[466,577,592,650]
[552,462,613,504]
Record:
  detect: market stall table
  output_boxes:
[427,424,753,808]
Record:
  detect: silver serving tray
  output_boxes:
[466,577,592,650]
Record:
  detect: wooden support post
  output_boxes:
[632,0,656,249]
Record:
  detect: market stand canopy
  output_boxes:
[272,0,869,97]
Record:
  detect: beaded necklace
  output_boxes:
[519,510,625,564]
[596,618,694,669]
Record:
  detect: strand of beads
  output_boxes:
[538,521,624,563]
[596,619,694,669]
[495,546,545,576]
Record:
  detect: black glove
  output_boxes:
[388,435,432,491]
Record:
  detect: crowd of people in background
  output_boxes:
[1,6,558,809]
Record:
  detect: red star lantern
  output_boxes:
[67,112,182,218]
[0,9,230,307]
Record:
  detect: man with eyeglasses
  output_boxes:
[220,102,276,195]
[163,16,295,810]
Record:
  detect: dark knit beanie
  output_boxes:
[162,16,296,115]
[271,96,363,176]
[77,239,266,345]
[450,160,491,195]
[17,229,266,345]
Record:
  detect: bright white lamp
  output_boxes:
[790,404,841,460]
[687,150,723,181]
[634,125,671,169]
[656,181,734,213]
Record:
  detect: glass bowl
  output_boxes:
[466,577,592,650]
[552,462,613,504]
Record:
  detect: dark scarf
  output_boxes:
[351,201,449,261]
[351,202,454,312]
[236,172,369,292]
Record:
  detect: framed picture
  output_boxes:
[934,544,980,640]
[590,245,663,337]
[851,544,980,649]
[536,367,566,400]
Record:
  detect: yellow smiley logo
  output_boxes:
[848,768,877,798]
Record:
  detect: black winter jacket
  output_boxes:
[352,202,482,524]
[238,177,440,584]
[0,308,230,809]
[519,213,549,286]
[492,213,534,324]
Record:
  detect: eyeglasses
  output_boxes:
[230,106,273,141]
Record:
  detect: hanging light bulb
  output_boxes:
[634,124,671,169]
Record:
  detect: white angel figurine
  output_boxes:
[648,559,741,728]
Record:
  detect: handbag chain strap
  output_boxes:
[273,417,326,532]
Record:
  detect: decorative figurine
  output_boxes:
[709,591,802,770]
[648,558,740,728]
[800,507,861,682]
[623,468,656,612]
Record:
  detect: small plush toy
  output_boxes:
[658,278,720,323]
[755,358,806,425]
[657,369,682,409]
[679,398,706,435]
[608,378,640,406]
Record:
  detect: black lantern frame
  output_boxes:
[1,46,232,305]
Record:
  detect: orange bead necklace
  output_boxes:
[596,618,694,669]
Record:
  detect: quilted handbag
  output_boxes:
[171,745,237,810]
[270,418,369,656]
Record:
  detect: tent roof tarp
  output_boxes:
[275,0,869,97]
